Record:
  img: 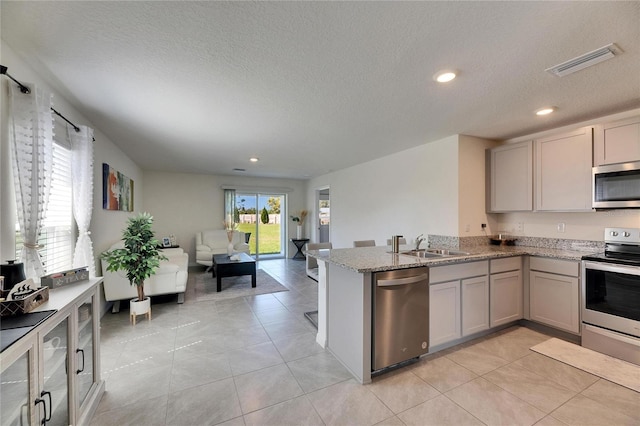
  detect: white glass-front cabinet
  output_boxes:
[75,294,100,424]
[0,279,104,426]
[38,314,71,426]
[1,341,36,425]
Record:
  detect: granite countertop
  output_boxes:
[307,244,598,273]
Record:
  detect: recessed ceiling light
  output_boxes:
[535,107,556,116]
[433,70,457,83]
[249,157,259,162]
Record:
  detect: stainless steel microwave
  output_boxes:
[593,161,640,209]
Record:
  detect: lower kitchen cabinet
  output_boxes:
[0,279,104,426]
[529,257,580,334]
[490,271,523,327]
[429,261,489,347]
[490,262,523,328]
[461,276,489,336]
[429,280,461,346]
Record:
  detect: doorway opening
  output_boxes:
[316,187,330,243]
[235,193,285,259]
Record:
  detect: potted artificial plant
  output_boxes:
[290,209,308,239]
[101,212,166,324]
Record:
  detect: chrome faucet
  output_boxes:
[415,234,425,250]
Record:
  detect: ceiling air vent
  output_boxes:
[546,43,621,77]
[233,168,246,172]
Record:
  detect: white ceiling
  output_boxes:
[2,1,639,179]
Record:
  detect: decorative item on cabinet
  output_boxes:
[0,260,26,292]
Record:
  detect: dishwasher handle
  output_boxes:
[377,274,428,287]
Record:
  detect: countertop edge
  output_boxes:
[307,246,592,273]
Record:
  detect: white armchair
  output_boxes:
[101,243,189,313]
[196,230,250,267]
[306,242,332,281]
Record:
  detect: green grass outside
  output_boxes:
[237,223,282,255]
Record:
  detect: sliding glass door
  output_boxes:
[235,193,285,259]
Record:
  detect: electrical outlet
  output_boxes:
[557,222,565,233]
[465,224,470,232]
[481,223,486,229]
[516,222,524,233]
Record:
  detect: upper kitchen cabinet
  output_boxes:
[535,127,593,211]
[594,116,640,166]
[487,141,533,212]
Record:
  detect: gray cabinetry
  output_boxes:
[429,261,489,347]
[429,280,461,346]
[490,257,523,327]
[535,127,593,211]
[461,275,490,336]
[595,116,640,166]
[487,141,533,212]
[488,126,594,212]
[529,257,580,334]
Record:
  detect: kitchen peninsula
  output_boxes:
[307,243,593,384]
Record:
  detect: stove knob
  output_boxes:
[622,231,631,237]
[610,231,619,237]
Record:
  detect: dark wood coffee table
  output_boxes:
[212,253,256,292]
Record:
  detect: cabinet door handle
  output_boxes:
[76,348,85,374]
[34,397,46,425]
[40,390,52,424]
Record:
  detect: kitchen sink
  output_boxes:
[426,248,470,256]
[399,250,443,258]
[399,248,470,258]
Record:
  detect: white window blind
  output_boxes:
[16,140,74,274]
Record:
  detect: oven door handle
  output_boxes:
[583,261,640,276]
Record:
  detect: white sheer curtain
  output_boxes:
[69,124,96,277]
[224,189,236,224]
[9,83,54,279]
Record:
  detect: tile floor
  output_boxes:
[91,259,640,426]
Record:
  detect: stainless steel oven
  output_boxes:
[581,228,640,365]
[592,161,640,209]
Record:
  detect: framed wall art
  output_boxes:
[102,163,134,211]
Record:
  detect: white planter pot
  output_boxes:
[297,225,303,239]
[130,297,151,325]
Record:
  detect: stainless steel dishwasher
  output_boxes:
[372,267,429,371]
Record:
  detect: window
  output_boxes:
[15,140,74,274]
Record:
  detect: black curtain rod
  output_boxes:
[51,107,80,132]
[1,64,94,139]
[0,64,30,94]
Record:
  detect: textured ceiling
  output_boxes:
[2,1,639,179]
